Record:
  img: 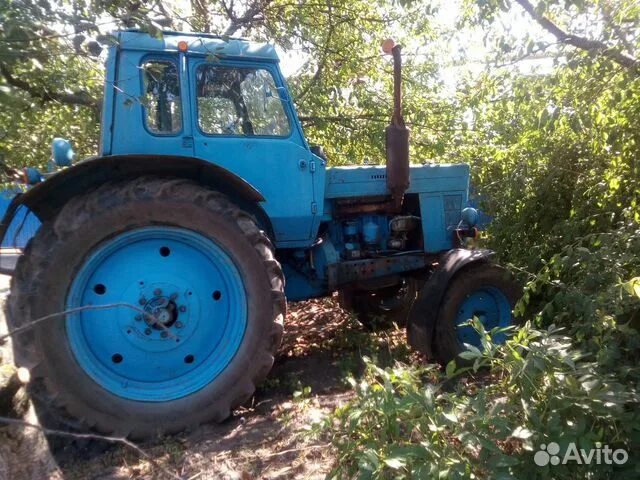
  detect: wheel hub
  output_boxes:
[143,295,179,329]
[125,282,194,346]
[455,286,512,348]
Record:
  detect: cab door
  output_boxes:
[188,58,315,247]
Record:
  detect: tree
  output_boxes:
[514,0,639,72]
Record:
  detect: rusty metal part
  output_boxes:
[452,227,479,248]
[391,45,405,127]
[385,44,410,209]
[349,274,403,291]
[334,198,401,216]
[327,253,427,290]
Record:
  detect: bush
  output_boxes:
[319,319,640,479]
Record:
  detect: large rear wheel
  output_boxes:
[6,178,285,438]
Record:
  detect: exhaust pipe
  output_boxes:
[383,39,410,209]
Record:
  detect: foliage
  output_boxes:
[0,0,123,168]
[0,92,99,171]
[313,2,640,478]
[320,321,640,479]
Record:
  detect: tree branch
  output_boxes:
[298,114,388,124]
[514,0,640,72]
[0,63,99,110]
[191,0,212,32]
[223,0,273,36]
[599,2,636,54]
[295,0,335,102]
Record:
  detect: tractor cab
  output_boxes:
[101,31,318,246]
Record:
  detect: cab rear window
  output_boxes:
[142,61,182,135]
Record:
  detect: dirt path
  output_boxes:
[1,290,408,479]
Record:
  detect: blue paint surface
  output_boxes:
[0,191,40,248]
[325,163,469,198]
[65,227,247,401]
[467,186,493,230]
[118,30,280,62]
[455,286,512,349]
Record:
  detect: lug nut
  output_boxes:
[161,331,168,338]
[139,297,146,305]
[175,321,183,329]
[154,288,162,296]
[179,305,187,313]
[135,315,142,321]
[144,328,152,335]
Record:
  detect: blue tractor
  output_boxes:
[1,31,519,438]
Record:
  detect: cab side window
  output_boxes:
[196,65,290,137]
[142,61,182,134]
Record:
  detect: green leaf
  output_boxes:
[511,426,533,439]
[445,360,457,378]
[442,411,458,423]
[383,457,406,469]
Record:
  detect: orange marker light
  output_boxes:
[381,38,396,55]
[178,41,188,52]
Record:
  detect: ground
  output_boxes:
[0,278,412,480]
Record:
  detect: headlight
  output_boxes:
[461,207,479,228]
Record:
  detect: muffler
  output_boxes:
[383,39,410,209]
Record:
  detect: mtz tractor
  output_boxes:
[1,31,519,438]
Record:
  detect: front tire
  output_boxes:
[6,178,285,438]
[432,263,520,366]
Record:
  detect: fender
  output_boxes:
[407,248,495,357]
[0,155,270,249]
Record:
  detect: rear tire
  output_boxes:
[6,177,285,438]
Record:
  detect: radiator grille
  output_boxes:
[443,194,462,228]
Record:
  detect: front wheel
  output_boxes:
[432,263,521,366]
[7,178,285,438]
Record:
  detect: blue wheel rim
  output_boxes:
[66,227,247,402]
[455,286,512,349]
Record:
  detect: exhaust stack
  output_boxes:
[383,39,410,209]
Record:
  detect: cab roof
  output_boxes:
[116,30,280,62]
